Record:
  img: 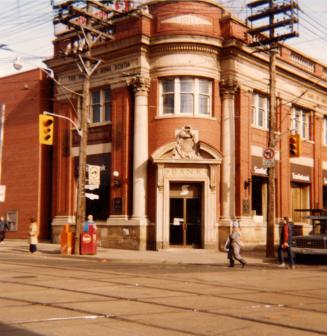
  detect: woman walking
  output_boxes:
[226,220,246,268]
[28,218,38,254]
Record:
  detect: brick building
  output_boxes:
[46,0,327,250]
[0,69,52,239]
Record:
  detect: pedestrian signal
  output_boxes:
[289,133,301,158]
[39,114,54,145]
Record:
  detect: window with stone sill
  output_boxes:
[159,77,212,117]
[91,87,111,124]
[252,92,269,130]
[291,106,312,140]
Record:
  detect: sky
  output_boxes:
[1,0,327,77]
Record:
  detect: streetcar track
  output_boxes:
[1,281,327,336]
[3,266,327,336]
[1,258,327,303]
[1,256,327,335]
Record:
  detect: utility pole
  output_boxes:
[247,0,299,258]
[53,0,115,254]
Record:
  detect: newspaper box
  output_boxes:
[80,224,97,255]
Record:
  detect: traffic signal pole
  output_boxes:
[75,56,90,255]
[53,0,115,254]
[247,0,299,258]
[267,46,277,258]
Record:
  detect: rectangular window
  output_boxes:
[198,79,210,115]
[160,77,212,116]
[6,210,18,231]
[162,79,175,115]
[291,106,311,140]
[180,77,194,114]
[324,118,327,145]
[90,87,111,124]
[252,92,269,129]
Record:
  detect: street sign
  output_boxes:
[263,158,275,168]
[85,193,99,200]
[0,185,6,202]
[263,147,275,160]
[88,165,100,186]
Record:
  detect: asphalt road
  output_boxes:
[0,250,327,336]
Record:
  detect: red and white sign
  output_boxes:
[0,185,6,202]
[82,233,92,244]
[263,147,275,160]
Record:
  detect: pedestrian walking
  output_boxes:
[225,220,246,268]
[278,217,295,269]
[0,216,9,244]
[28,218,38,254]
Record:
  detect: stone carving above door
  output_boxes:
[172,126,201,159]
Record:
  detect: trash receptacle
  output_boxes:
[80,224,97,255]
[61,224,73,255]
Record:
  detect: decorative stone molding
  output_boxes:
[127,75,150,94]
[152,44,219,56]
[220,79,239,98]
[172,126,201,159]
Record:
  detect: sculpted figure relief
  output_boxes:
[172,126,201,159]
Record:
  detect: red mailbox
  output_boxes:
[80,224,97,255]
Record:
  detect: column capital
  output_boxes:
[220,79,239,98]
[127,76,150,94]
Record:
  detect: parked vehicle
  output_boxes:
[291,215,327,256]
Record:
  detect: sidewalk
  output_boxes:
[0,239,275,266]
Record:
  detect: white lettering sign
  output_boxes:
[0,185,5,202]
[254,166,267,175]
[292,172,310,182]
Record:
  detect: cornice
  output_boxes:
[151,43,218,56]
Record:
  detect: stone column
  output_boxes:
[220,79,238,220]
[128,76,150,225]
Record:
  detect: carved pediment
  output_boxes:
[152,141,222,164]
[152,126,222,164]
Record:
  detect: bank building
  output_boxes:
[1,0,327,251]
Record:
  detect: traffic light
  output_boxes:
[39,114,54,145]
[289,133,301,157]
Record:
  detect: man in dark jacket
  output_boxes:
[0,216,9,244]
[278,217,295,269]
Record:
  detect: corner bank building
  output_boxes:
[47,0,327,250]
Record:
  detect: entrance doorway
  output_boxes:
[169,183,202,248]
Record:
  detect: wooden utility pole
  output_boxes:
[53,0,115,254]
[247,0,299,258]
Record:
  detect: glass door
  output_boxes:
[169,183,202,247]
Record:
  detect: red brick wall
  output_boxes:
[111,86,132,216]
[0,69,52,239]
